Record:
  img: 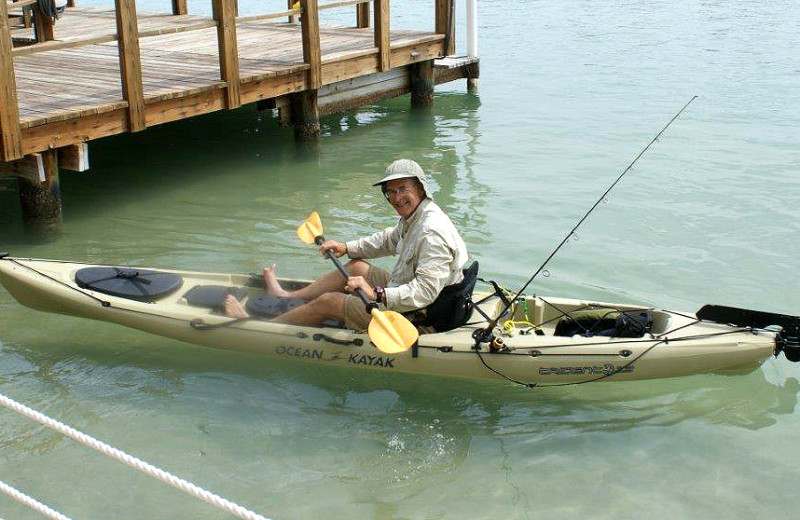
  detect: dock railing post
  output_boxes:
[300,0,321,90]
[171,0,188,15]
[31,3,56,42]
[435,0,454,56]
[356,1,369,28]
[467,0,477,58]
[0,0,23,161]
[374,0,389,71]
[212,0,241,109]
[114,0,146,132]
[292,0,321,141]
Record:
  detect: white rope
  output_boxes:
[0,393,273,520]
[0,479,74,520]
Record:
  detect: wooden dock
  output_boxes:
[0,0,478,232]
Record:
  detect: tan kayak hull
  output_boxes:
[0,258,777,385]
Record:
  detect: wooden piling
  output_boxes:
[466,60,479,91]
[410,60,435,108]
[18,149,63,235]
[291,90,320,141]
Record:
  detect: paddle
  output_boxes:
[296,212,419,354]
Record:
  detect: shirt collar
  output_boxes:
[402,198,431,229]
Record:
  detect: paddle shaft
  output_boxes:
[314,236,377,311]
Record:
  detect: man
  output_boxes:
[224,159,469,331]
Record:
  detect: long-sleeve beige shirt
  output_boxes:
[345,199,469,312]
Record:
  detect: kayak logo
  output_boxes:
[275,346,324,360]
[348,353,395,368]
[539,364,634,376]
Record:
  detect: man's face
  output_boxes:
[383,178,425,219]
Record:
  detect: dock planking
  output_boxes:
[9,6,446,138]
[2,1,477,233]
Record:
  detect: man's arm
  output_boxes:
[383,231,454,312]
[345,224,402,259]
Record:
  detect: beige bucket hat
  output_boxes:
[373,159,432,198]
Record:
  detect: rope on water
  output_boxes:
[0,392,274,520]
[0,479,74,520]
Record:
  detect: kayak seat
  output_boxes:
[419,261,479,332]
[75,267,183,303]
[182,285,249,312]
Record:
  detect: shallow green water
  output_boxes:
[2,1,799,519]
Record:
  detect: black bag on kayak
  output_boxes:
[613,310,653,338]
[421,261,479,332]
[554,308,653,338]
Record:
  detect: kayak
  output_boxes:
[1,255,798,386]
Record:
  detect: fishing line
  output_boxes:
[474,96,698,344]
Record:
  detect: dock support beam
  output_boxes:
[411,60,435,108]
[290,90,320,141]
[18,150,62,235]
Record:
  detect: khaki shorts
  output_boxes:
[343,264,391,331]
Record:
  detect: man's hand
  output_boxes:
[318,240,347,258]
[345,276,376,300]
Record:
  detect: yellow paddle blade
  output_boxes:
[368,309,419,354]
[296,212,323,245]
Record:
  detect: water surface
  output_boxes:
[1,1,799,519]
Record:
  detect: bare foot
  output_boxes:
[224,294,249,318]
[263,264,289,297]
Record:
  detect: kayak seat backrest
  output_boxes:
[423,261,479,332]
[75,267,183,303]
[182,285,249,311]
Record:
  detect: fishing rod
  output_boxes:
[474,96,699,345]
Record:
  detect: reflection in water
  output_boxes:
[3,337,798,454]
[2,325,799,518]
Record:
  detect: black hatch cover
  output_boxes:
[75,267,183,302]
